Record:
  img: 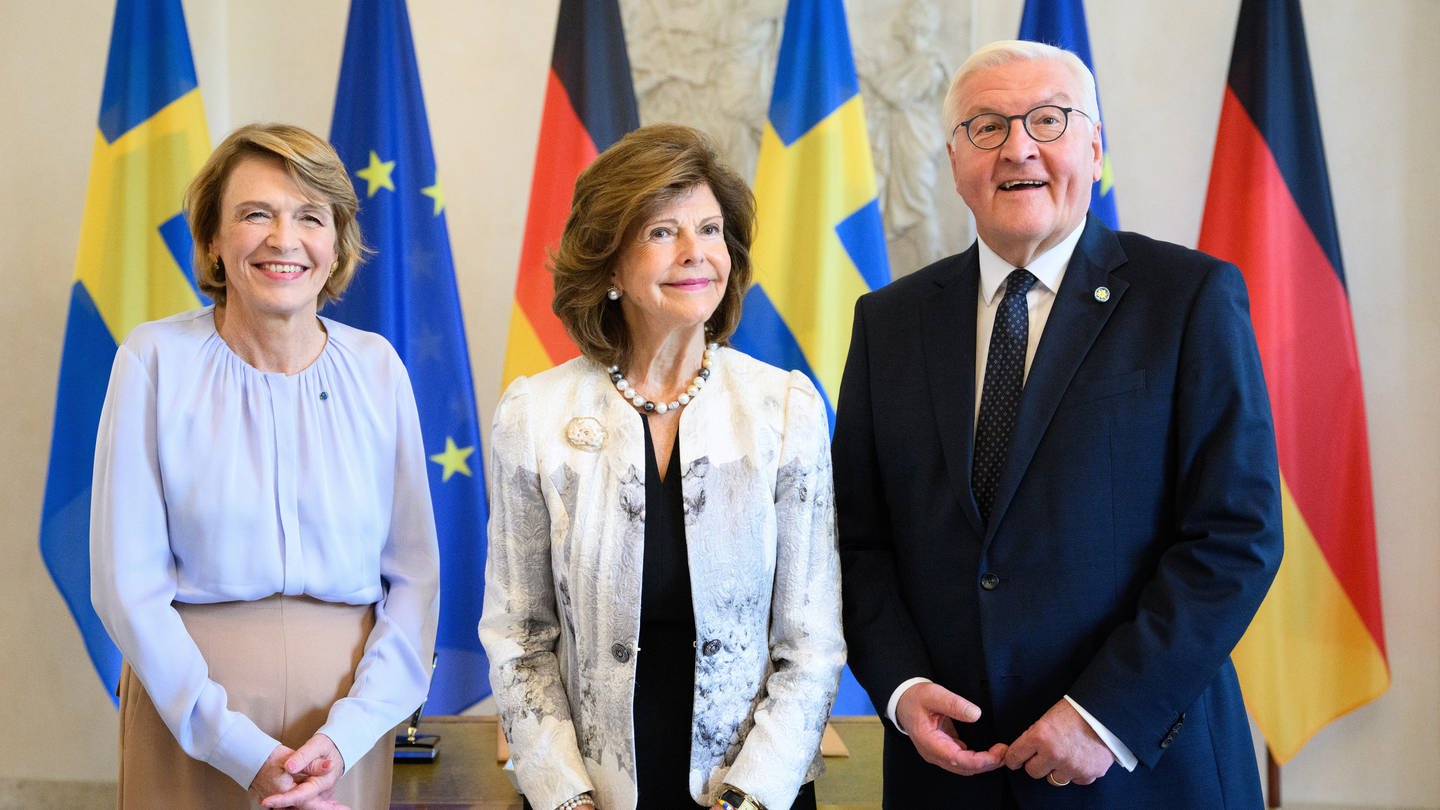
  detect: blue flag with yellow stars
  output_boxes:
[328,0,489,713]
[1018,0,1119,227]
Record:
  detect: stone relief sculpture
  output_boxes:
[621,0,783,183]
[622,0,971,277]
[855,0,961,274]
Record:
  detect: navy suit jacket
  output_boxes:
[833,217,1282,809]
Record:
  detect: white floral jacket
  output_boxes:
[479,348,845,810]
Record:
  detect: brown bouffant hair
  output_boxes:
[185,123,367,307]
[550,123,755,368]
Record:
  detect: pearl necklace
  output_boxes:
[609,344,717,414]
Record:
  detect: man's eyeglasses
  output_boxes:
[952,105,1092,150]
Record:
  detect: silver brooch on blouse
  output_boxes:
[565,417,606,451]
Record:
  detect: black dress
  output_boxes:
[633,417,699,807]
[632,419,818,810]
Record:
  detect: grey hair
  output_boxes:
[941,39,1100,144]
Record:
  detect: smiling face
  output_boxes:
[948,57,1103,268]
[612,183,731,343]
[208,154,337,323]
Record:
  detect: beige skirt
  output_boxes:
[117,596,395,810]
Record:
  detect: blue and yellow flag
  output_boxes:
[327,0,490,713]
[733,0,890,429]
[1019,0,1119,227]
[734,0,887,715]
[39,0,210,700]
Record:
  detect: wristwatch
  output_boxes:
[718,785,766,810]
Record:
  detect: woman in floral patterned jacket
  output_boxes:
[479,124,844,810]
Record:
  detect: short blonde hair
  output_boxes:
[941,40,1100,144]
[550,123,755,368]
[185,123,367,307]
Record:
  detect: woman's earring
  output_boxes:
[607,286,621,301]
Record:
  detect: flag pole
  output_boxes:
[1267,747,1281,808]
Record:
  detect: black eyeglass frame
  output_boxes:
[952,105,1093,150]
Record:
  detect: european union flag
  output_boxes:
[1019,0,1119,227]
[40,0,210,701]
[328,0,489,713]
[734,0,887,715]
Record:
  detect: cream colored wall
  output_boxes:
[1,1,1434,806]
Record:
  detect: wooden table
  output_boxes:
[390,716,883,810]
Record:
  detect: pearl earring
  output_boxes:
[607,286,621,301]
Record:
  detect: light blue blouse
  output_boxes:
[90,307,439,788]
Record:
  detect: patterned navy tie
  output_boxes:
[973,268,1037,524]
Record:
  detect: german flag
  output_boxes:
[501,0,638,388]
[1199,0,1388,764]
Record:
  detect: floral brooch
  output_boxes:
[565,416,606,451]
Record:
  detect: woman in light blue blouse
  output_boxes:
[90,123,439,810]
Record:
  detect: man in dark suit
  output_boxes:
[833,40,1283,808]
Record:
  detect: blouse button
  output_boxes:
[611,643,631,663]
[701,639,722,656]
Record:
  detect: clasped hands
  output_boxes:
[894,682,1115,786]
[250,733,350,810]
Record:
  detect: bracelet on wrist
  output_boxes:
[718,785,766,810]
[556,793,595,810]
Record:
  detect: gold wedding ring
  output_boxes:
[1046,772,1071,787]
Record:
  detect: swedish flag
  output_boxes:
[327,0,490,713]
[39,0,210,700]
[733,0,889,428]
[733,0,887,715]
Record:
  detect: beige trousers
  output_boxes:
[117,596,395,810]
